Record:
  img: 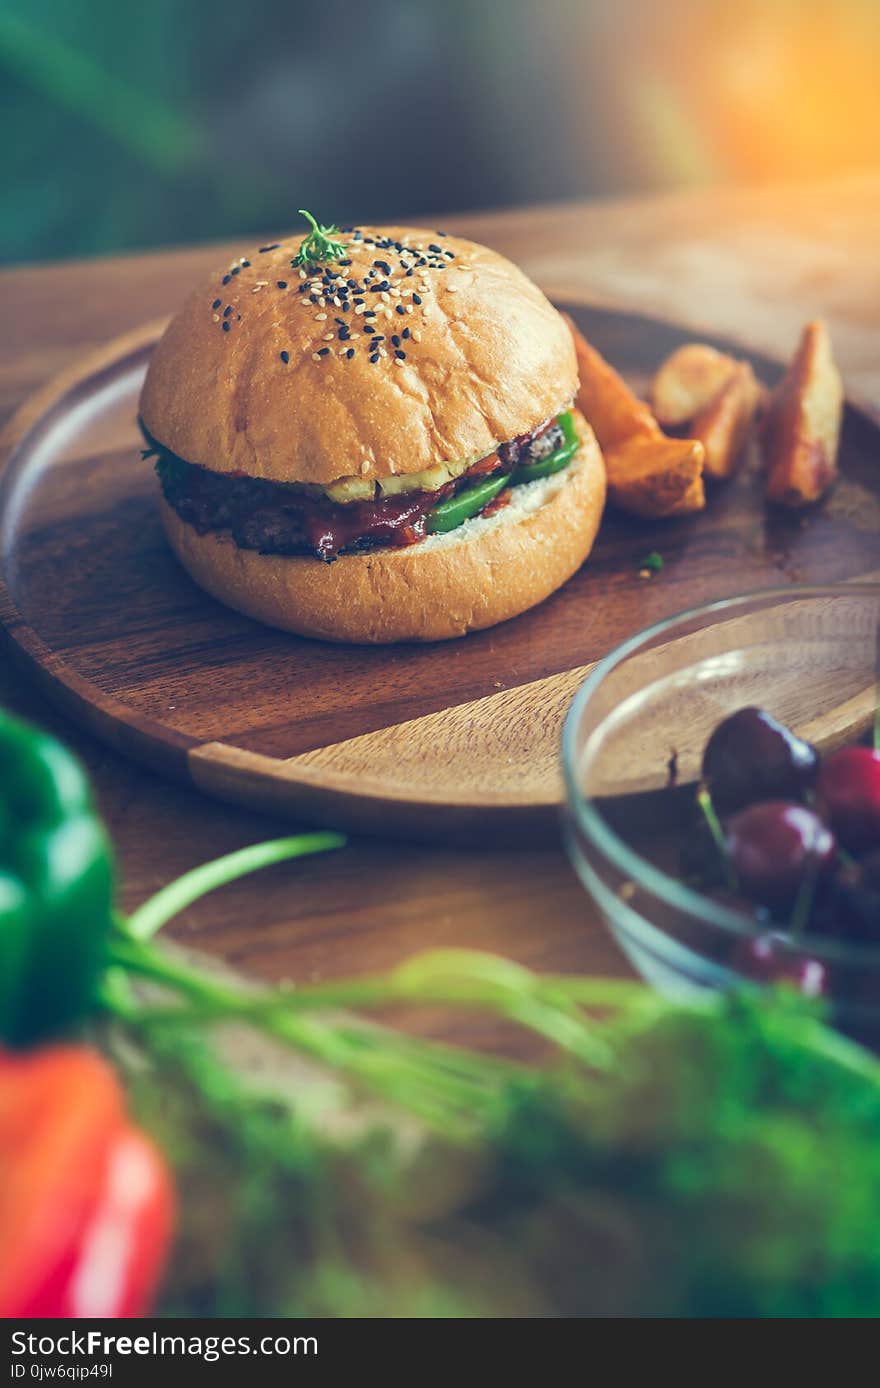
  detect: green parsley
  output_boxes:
[639,550,664,575]
[291,209,347,268]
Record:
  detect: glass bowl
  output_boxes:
[561,584,880,1042]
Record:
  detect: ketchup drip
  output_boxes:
[299,482,457,561]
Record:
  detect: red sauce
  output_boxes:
[298,482,457,561]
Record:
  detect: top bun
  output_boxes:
[139,225,577,486]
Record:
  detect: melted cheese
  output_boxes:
[322,452,484,504]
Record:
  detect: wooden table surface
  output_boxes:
[3,173,879,1036]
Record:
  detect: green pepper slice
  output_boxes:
[0,711,114,1046]
[511,411,580,486]
[426,471,511,534]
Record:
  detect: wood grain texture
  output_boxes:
[1,177,879,1031]
[2,302,878,839]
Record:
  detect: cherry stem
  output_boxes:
[788,863,819,937]
[696,786,738,893]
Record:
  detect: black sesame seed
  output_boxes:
[212,298,221,309]
[223,305,232,317]
[231,266,240,275]
[364,310,376,318]
[280,350,289,363]
[241,259,251,268]
[395,350,406,360]
[370,353,380,363]
[222,274,231,285]
[428,243,441,253]
[402,327,410,339]
[317,347,330,356]
[391,334,400,347]
[412,293,422,304]
[395,304,405,315]
[444,250,455,259]
[405,268,413,276]
[222,321,230,332]
[276,280,287,289]
[346,348,355,359]
[259,243,280,253]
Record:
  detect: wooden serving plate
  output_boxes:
[1,304,877,841]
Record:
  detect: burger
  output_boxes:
[139,214,605,643]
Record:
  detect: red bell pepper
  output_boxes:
[0,1045,174,1317]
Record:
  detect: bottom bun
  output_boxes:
[159,409,606,643]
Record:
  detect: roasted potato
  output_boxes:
[690,360,762,480]
[651,344,739,426]
[762,320,843,507]
[565,314,705,518]
[565,313,658,449]
[604,436,706,518]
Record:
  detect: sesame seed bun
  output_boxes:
[139,225,578,486]
[158,410,605,644]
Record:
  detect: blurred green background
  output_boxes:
[2,0,878,265]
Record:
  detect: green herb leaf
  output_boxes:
[639,550,664,574]
[292,209,347,268]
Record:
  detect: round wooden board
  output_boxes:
[1,304,877,842]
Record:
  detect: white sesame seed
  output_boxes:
[318,297,326,307]
[393,357,404,366]
[380,291,390,302]
[354,304,366,314]
[312,353,321,361]
[323,332,334,340]
[212,313,220,322]
[412,330,422,342]
[446,284,459,293]
[405,305,414,314]
[298,269,307,279]
[360,461,370,475]
[315,313,328,321]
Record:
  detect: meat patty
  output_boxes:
[149,416,565,561]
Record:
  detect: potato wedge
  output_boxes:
[604,436,706,518]
[565,314,706,518]
[762,320,843,507]
[650,343,739,427]
[690,360,761,480]
[564,313,659,449]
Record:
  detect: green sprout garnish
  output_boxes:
[292,209,347,268]
[639,551,664,575]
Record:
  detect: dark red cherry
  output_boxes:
[702,707,818,813]
[725,801,835,912]
[817,746,880,853]
[734,932,827,996]
[832,851,880,937]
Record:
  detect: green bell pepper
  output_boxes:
[426,471,511,534]
[0,711,114,1046]
[511,411,579,486]
[426,413,581,535]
